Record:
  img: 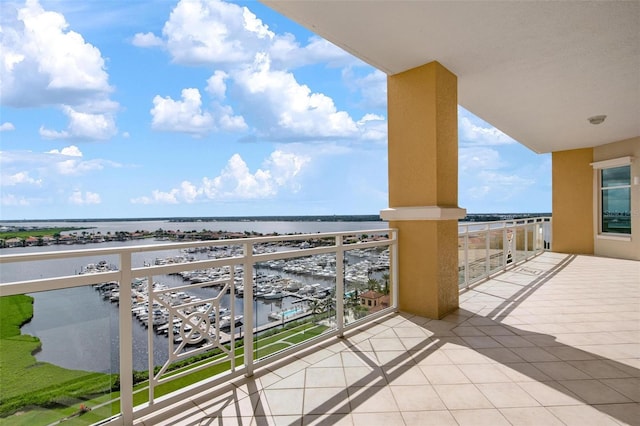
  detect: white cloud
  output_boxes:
[269,35,358,69]
[345,68,387,109]
[0,0,113,108]
[206,70,228,99]
[459,114,515,146]
[5,171,42,186]
[132,150,310,204]
[1,193,31,206]
[69,190,101,205]
[0,122,16,131]
[357,114,387,141]
[40,106,117,141]
[151,88,215,137]
[47,145,82,156]
[233,53,358,140]
[459,147,501,172]
[131,31,164,47]
[160,0,273,67]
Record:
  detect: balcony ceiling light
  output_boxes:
[588,115,607,125]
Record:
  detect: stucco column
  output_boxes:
[381,61,465,319]
[552,148,594,254]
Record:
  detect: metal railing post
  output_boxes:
[119,252,133,424]
[336,235,344,337]
[485,224,490,276]
[243,242,254,377]
[463,229,469,287]
[391,229,399,310]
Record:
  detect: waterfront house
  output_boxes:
[359,290,385,309]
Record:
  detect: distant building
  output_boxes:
[360,290,385,308]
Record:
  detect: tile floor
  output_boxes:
[136,252,639,425]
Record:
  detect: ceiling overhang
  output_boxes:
[261,1,640,153]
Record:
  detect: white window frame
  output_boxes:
[591,156,633,239]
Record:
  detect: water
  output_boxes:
[3,220,388,373]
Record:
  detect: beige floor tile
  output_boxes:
[303,387,350,415]
[411,348,452,365]
[517,380,582,406]
[558,379,633,404]
[343,366,384,387]
[263,388,304,416]
[476,347,526,363]
[348,386,400,413]
[531,361,592,380]
[420,364,470,384]
[351,412,405,426]
[390,384,447,411]
[402,410,457,425]
[600,378,640,402]
[266,370,306,390]
[442,348,492,364]
[450,408,510,426]
[498,406,565,425]
[568,359,633,379]
[305,367,346,388]
[374,349,414,365]
[340,351,372,368]
[271,415,301,426]
[492,334,536,347]
[546,404,620,426]
[509,347,561,362]
[311,353,343,368]
[302,413,353,425]
[452,326,487,336]
[591,403,640,426]
[269,359,311,379]
[458,363,513,383]
[461,336,504,348]
[433,383,494,410]
[476,382,540,408]
[369,337,407,352]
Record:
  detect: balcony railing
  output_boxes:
[0,229,397,425]
[0,217,551,424]
[458,216,552,288]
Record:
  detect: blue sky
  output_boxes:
[0,0,551,220]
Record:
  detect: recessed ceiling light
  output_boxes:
[588,115,607,125]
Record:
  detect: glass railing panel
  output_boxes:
[252,248,336,363]
[458,235,467,287]
[0,288,117,425]
[488,229,505,274]
[466,232,487,283]
[343,238,392,325]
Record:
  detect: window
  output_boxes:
[600,165,631,235]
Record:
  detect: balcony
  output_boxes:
[1,217,638,425]
[135,252,639,426]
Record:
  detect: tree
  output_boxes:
[367,278,380,292]
[381,273,390,295]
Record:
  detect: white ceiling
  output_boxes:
[261,1,640,153]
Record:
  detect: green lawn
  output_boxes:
[0,296,114,420]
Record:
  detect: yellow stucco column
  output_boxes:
[381,61,465,319]
[552,148,594,254]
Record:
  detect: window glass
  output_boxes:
[602,166,631,188]
[601,166,631,235]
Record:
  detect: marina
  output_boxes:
[7,219,390,373]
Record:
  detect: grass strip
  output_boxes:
[0,295,112,418]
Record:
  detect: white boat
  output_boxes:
[263,290,284,300]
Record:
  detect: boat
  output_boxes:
[263,290,284,300]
